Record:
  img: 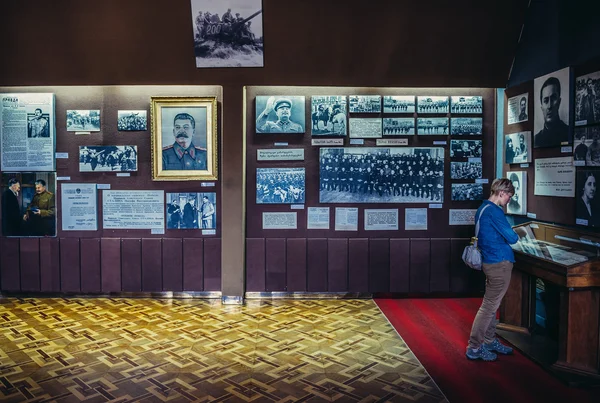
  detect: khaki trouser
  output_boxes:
[468,260,513,349]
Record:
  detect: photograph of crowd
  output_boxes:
[573,126,600,166]
[117,110,147,131]
[79,146,138,172]
[166,192,216,229]
[417,118,448,135]
[450,117,483,135]
[576,169,600,227]
[417,96,449,114]
[506,171,527,215]
[451,183,483,201]
[349,95,381,113]
[383,118,415,135]
[319,147,445,203]
[66,110,100,132]
[311,96,347,136]
[255,96,305,134]
[450,140,482,158]
[575,70,600,126]
[450,161,482,179]
[256,168,305,204]
[450,96,483,114]
[383,96,415,113]
[505,131,531,164]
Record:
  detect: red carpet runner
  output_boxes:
[376,298,600,403]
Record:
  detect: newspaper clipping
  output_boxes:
[61,183,98,231]
[507,93,529,125]
[405,208,427,230]
[307,207,330,229]
[262,212,297,229]
[364,209,399,230]
[335,207,358,231]
[102,190,165,229]
[449,209,477,225]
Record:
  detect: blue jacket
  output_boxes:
[475,200,519,264]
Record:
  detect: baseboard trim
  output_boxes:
[0,291,223,299]
[244,292,373,299]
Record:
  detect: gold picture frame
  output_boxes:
[151,96,217,181]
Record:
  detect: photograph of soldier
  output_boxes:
[66,110,101,132]
[166,192,216,229]
[256,168,305,204]
[450,96,483,114]
[533,67,571,148]
[383,96,415,113]
[450,117,483,135]
[383,118,415,135]
[506,171,527,215]
[191,0,264,68]
[450,161,482,179]
[255,96,305,134]
[417,96,449,114]
[585,126,600,166]
[319,147,445,203]
[161,108,207,170]
[451,183,483,201]
[417,118,448,135]
[27,107,50,138]
[504,132,531,164]
[311,96,348,136]
[575,71,600,126]
[450,140,482,158]
[117,110,147,131]
[349,96,381,113]
[79,146,138,172]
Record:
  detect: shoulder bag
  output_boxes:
[462,204,491,270]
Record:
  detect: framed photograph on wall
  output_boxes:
[450,161,482,179]
[450,140,482,158]
[575,70,600,126]
[574,126,600,166]
[66,110,100,132]
[506,171,527,215]
[151,96,217,181]
[451,183,483,201]
[166,192,216,229]
[383,118,415,135]
[118,110,147,131]
[504,131,531,164]
[79,146,138,172]
[417,118,448,135]
[575,168,600,227]
[383,96,415,113]
[451,118,483,135]
[349,95,381,113]
[256,96,305,134]
[417,96,449,114]
[450,96,482,114]
[256,168,305,204]
[311,96,347,136]
[507,93,529,125]
[533,67,572,148]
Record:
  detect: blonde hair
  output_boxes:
[490,178,515,196]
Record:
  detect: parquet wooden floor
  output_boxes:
[0,298,446,402]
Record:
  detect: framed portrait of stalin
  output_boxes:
[151,97,218,180]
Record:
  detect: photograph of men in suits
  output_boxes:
[2,178,21,236]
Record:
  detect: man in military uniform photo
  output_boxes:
[534,77,569,148]
[28,108,49,138]
[162,112,207,171]
[256,97,303,133]
[518,96,528,121]
[23,179,55,236]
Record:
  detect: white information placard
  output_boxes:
[61,183,98,231]
[405,208,428,230]
[349,118,382,138]
[102,190,164,229]
[307,207,330,229]
[312,138,344,146]
[534,156,575,197]
[364,209,398,230]
[262,212,297,229]
[449,209,477,225]
[257,148,305,161]
[376,138,408,146]
[335,207,358,231]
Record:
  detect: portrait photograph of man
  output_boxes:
[533,67,572,148]
[507,92,529,125]
[575,70,600,126]
[255,96,305,134]
[161,108,207,171]
[27,107,50,138]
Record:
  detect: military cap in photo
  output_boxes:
[273,98,292,111]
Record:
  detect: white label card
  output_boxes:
[56,152,69,159]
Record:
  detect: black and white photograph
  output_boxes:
[255,96,305,134]
[166,192,216,229]
[256,167,305,204]
[575,70,600,126]
[349,95,381,113]
[451,183,483,201]
[575,169,600,227]
[450,140,482,158]
[117,110,147,131]
[349,118,382,138]
[79,146,138,172]
[450,161,482,179]
[506,171,527,215]
[27,107,50,138]
[507,93,529,124]
[417,96,449,114]
[190,0,263,68]
[383,118,415,135]
[504,131,531,164]
[534,67,572,148]
[450,117,482,135]
[417,118,448,135]
[574,126,600,166]
[311,96,347,136]
[319,147,445,203]
[450,96,483,114]
[66,110,100,132]
[383,96,415,113]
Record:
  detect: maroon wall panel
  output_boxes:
[183,238,204,291]
[328,239,348,292]
[121,239,142,292]
[80,239,101,293]
[450,238,471,293]
[101,238,121,292]
[348,239,369,292]
[369,239,390,292]
[162,238,183,291]
[266,238,286,292]
[142,239,162,292]
[40,238,60,292]
[430,239,451,293]
[286,238,307,292]
[60,238,80,292]
[390,239,410,293]
[203,238,221,291]
[410,239,431,293]
[307,239,328,292]
[246,238,265,292]
[19,238,40,292]
[1,238,20,291]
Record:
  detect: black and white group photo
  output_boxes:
[319,147,445,203]
[79,146,138,172]
[450,140,482,158]
[451,183,483,201]
[451,118,483,135]
[575,169,600,227]
[256,168,305,204]
[67,110,101,132]
[117,110,147,131]
[573,126,600,165]
[450,161,482,179]
[450,96,483,114]
[383,96,415,113]
[383,118,415,135]
[504,131,531,164]
[417,96,449,114]
[255,96,305,134]
[417,118,448,135]
[349,96,381,113]
[311,96,347,136]
[533,67,571,148]
[27,107,50,138]
[575,70,600,126]
[166,192,216,229]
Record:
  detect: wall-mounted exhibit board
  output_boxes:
[0,85,223,294]
[245,86,496,294]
